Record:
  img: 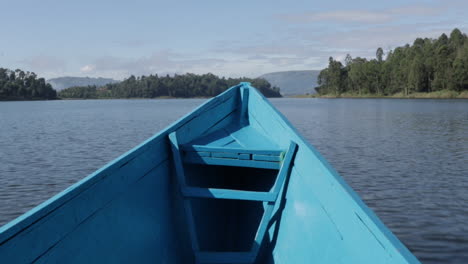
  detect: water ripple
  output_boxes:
[0,98,467,263]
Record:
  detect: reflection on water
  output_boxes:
[0,98,467,263]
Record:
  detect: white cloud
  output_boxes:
[277,5,442,24]
[279,10,393,24]
[80,64,95,73]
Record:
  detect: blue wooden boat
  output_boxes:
[0,82,419,263]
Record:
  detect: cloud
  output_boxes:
[77,51,230,79]
[279,10,393,24]
[319,23,468,52]
[276,5,443,24]
[210,17,468,74]
[18,55,66,71]
[388,5,443,16]
[80,64,95,73]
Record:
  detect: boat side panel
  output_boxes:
[175,92,240,145]
[0,85,239,242]
[0,141,176,263]
[0,86,241,263]
[34,161,190,264]
[247,87,419,263]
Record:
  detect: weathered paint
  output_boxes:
[0,83,420,264]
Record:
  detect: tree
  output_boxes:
[0,67,57,100]
[408,57,426,94]
[315,29,468,96]
[376,47,384,62]
[59,73,281,99]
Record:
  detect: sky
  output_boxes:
[1,0,467,80]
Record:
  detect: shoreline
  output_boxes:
[3,93,468,101]
[291,90,468,99]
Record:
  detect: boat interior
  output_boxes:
[168,103,298,263]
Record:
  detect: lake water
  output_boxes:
[0,98,467,263]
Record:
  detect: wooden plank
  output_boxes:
[181,198,199,252]
[211,152,239,159]
[196,151,211,157]
[198,110,239,137]
[168,132,187,186]
[196,251,254,264]
[249,142,297,261]
[252,154,281,162]
[181,145,283,156]
[168,132,200,252]
[182,187,276,202]
[183,154,280,169]
[228,125,280,150]
[0,140,170,263]
[187,129,230,146]
[271,142,298,196]
[251,202,275,259]
[30,161,189,263]
[238,153,251,160]
[240,87,250,126]
[175,89,239,145]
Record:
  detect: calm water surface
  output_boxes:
[0,98,467,263]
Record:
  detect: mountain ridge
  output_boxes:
[258,70,320,96]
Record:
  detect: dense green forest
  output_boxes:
[317,28,468,96]
[0,68,57,100]
[59,73,281,98]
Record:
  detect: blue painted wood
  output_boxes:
[182,187,277,202]
[228,125,280,150]
[169,132,200,253]
[248,142,297,262]
[176,96,239,145]
[0,82,420,264]
[252,154,282,162]
[183,153,281,169]
[197,151,211,157]
[169,132,187,186]
[251,202,275,259]
[244,83,420,263]
[211,152,239,159]
[240,87,250,127]
[271,142,297,196]
[181,145,283,156]
[238,153,251,160]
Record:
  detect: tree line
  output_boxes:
[0,68,57,100]
[59,73,281,99]
[317,28,468,95]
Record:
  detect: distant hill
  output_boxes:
[47,77,118,91]
[258,70,320,96]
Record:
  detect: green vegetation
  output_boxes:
[0,68,57,100]
[316,28,468,97]
[59,73,281,99]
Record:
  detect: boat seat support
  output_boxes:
[169,131,297,264]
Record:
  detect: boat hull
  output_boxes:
[0,83,419,263]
